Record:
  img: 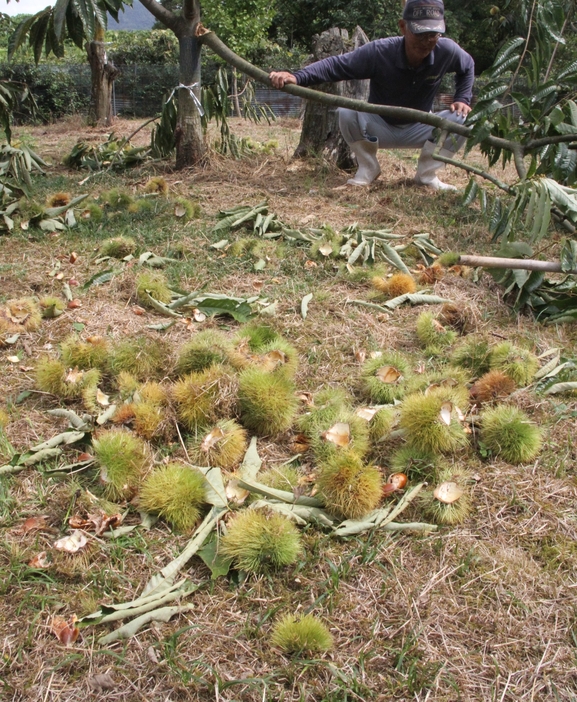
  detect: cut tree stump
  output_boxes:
[294,26,370,169]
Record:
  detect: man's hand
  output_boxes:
[269,71,297,89]
[450,102,471,118]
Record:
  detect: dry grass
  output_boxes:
[1,116,577,701]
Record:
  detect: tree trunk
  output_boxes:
[137,0,205,169]
[294,26,370,169]
[175,32,205,169]
[86,39,119,127]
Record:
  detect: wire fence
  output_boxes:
[0,62,495,124]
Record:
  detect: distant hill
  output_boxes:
[108,2,155,30]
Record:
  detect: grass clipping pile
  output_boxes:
[0,263,556,648]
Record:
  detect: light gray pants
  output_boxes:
[338,108,466,152]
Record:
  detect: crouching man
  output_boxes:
[269,0,474,191]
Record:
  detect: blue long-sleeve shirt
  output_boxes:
[293,36,474,125]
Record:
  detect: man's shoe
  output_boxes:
[347,139,381,186]
[414,175,457,191]
[415,141,457,191]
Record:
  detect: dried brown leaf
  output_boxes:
[65,368,84,384]
[28,551,50,568]
[375,366,402,384]
[20,516,49,533]
[322,422,350,447]
[200,426,225,452]
[51,615,80,646]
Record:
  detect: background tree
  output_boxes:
[135,0,203,167]
[443,0,506,73]
[152,0,276,116]
[201,0,275,115]
[269,0,399,51]
[427,0,577,255]
[8,0,130,126]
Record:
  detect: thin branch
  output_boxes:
[512,144,527,180]
[435,148,575,232]
[506,0,538,96]
[124,116,159,143]
[137,0,179,32]
[106,116,160,172]
[527,133,577,150]
[433,146,573,230]
[429,150,514,194]
[459,254,577,274]
[545,15,570,81]
[552,212,576,233]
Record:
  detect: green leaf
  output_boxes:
[31,430,86,452]
[462,178,478,206]
[512,269,530,287]
[82,269,116,289]
[530,184,551,242]
[72,322,85,332]
[194,296,254,322]
[196,466,228,508]
[259,301,278,316]
[52,0,71,41]
[496,241,533,258]
[238,436,262,481]
[531,84,560,105]
[467,99,503,124]
[558,61,577,83]
[348,239,367,265]
[534,352,561,380]
[489,197,502,234]
[8,15,37,60]
[39,218,65,232]
[197,535,233,579]
[384,293,451,310]
[15,390,32,404]
[478,187,487,214]
[536,4,565,44]
[550,105,567,126]
[544,382,577,395]
[74,0,96,39]
[146,321,176,332]
[44,193,88,216]
[98,604,196,645]
[484,54,520,79]
[490,37,524,71]
[560,239,577,272]
[380,242,410,273]
[477,83,509,102]
[29,11,51,64]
